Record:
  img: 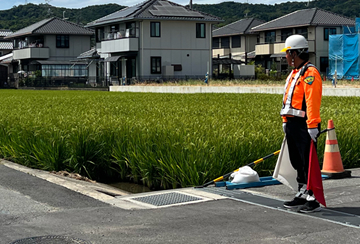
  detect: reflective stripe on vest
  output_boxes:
[279,64,316,118]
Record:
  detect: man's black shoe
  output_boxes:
[283,197,307,208]
[299,200,321,213]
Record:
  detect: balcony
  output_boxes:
[255,43,274,55]
[256,40,315,56]
[100,38,138,53]
[13,47,50,60]
[212,48,231,58]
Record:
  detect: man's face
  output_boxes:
[285,50,293,66]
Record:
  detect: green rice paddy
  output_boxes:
[0,90,358,189]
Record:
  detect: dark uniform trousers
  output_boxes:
[285,116,320,190]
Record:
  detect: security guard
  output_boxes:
[280,34,322,213]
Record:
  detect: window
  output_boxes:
[126,22,136,37]
[151,57,161,74]
[56,35,69,48]
[232,35,241,48]
[221,37,230,48]
[295,27,308,39]
[41,64,87,77]
[110,61,121,77]
[281,29,293,41]
[265,31,275,43]
[196,23,206,38]
[96,27,104,42]
[320,57,329,73]
[212,37,219,49]
[111,24,119,33]
[324,28,336,41]
[150,22,160,37]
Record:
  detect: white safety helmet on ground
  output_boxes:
[230,166,260,184]
[281,34,309,52]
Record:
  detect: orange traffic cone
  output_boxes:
[321,120,351,178]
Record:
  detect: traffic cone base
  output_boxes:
[321,170,351,179]
[321,120,351,179]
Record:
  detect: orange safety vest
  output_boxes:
[280,62,322,129]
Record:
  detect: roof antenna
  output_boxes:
[45,0,53,16]
[63,11,69,20]
[244,0,250,18]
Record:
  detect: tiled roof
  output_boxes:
[86,0,222,27]
[213,18,265,37]
[5,17,94,39]
[0,42,13,49]
[0,29,13,37]
[252,8,355,31]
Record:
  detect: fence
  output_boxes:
[7,75,208,88]
[11,76,109,88]
[6,73,286,88]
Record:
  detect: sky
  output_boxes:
[1,0,311,11]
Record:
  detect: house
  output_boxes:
[251,8,355,75]
[0,29,13,87]
[4,17,94,86]
[212,18,264,78]
[212,18,264,62]
[0,29,13,56]
[85,0,223,84]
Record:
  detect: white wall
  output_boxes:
[45,35,91,60]
[234,64,255,78]
[139,20,212,77]
[314,26,341,69]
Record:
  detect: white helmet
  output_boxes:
[281,34,308,52]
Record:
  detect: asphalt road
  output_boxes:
[1,160,360,244]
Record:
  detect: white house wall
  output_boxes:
[314,26,341,69]
[212,35,257,60]
[245,35,257,53]
[139,20,212,77]
[45,35,91,60]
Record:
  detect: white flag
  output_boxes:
[273,137,298,192]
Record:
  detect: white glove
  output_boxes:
[283,123,286,133]
[308,128,319,142]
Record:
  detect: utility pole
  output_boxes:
[63,11,69,20]
[45,0,53,17]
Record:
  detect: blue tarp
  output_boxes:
[329,34,360,80]
[343,26,355,34]
[356,18,360,33]
[329,18,360,80]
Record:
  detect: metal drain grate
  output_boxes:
[132,192,202,206]
[10,235,91,244]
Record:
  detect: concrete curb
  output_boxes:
[0,160,225,210]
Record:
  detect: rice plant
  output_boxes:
[0,89,358,189]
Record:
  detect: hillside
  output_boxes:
[0,0,359,31]
[0,3,125,31]
[192,0,360,26]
